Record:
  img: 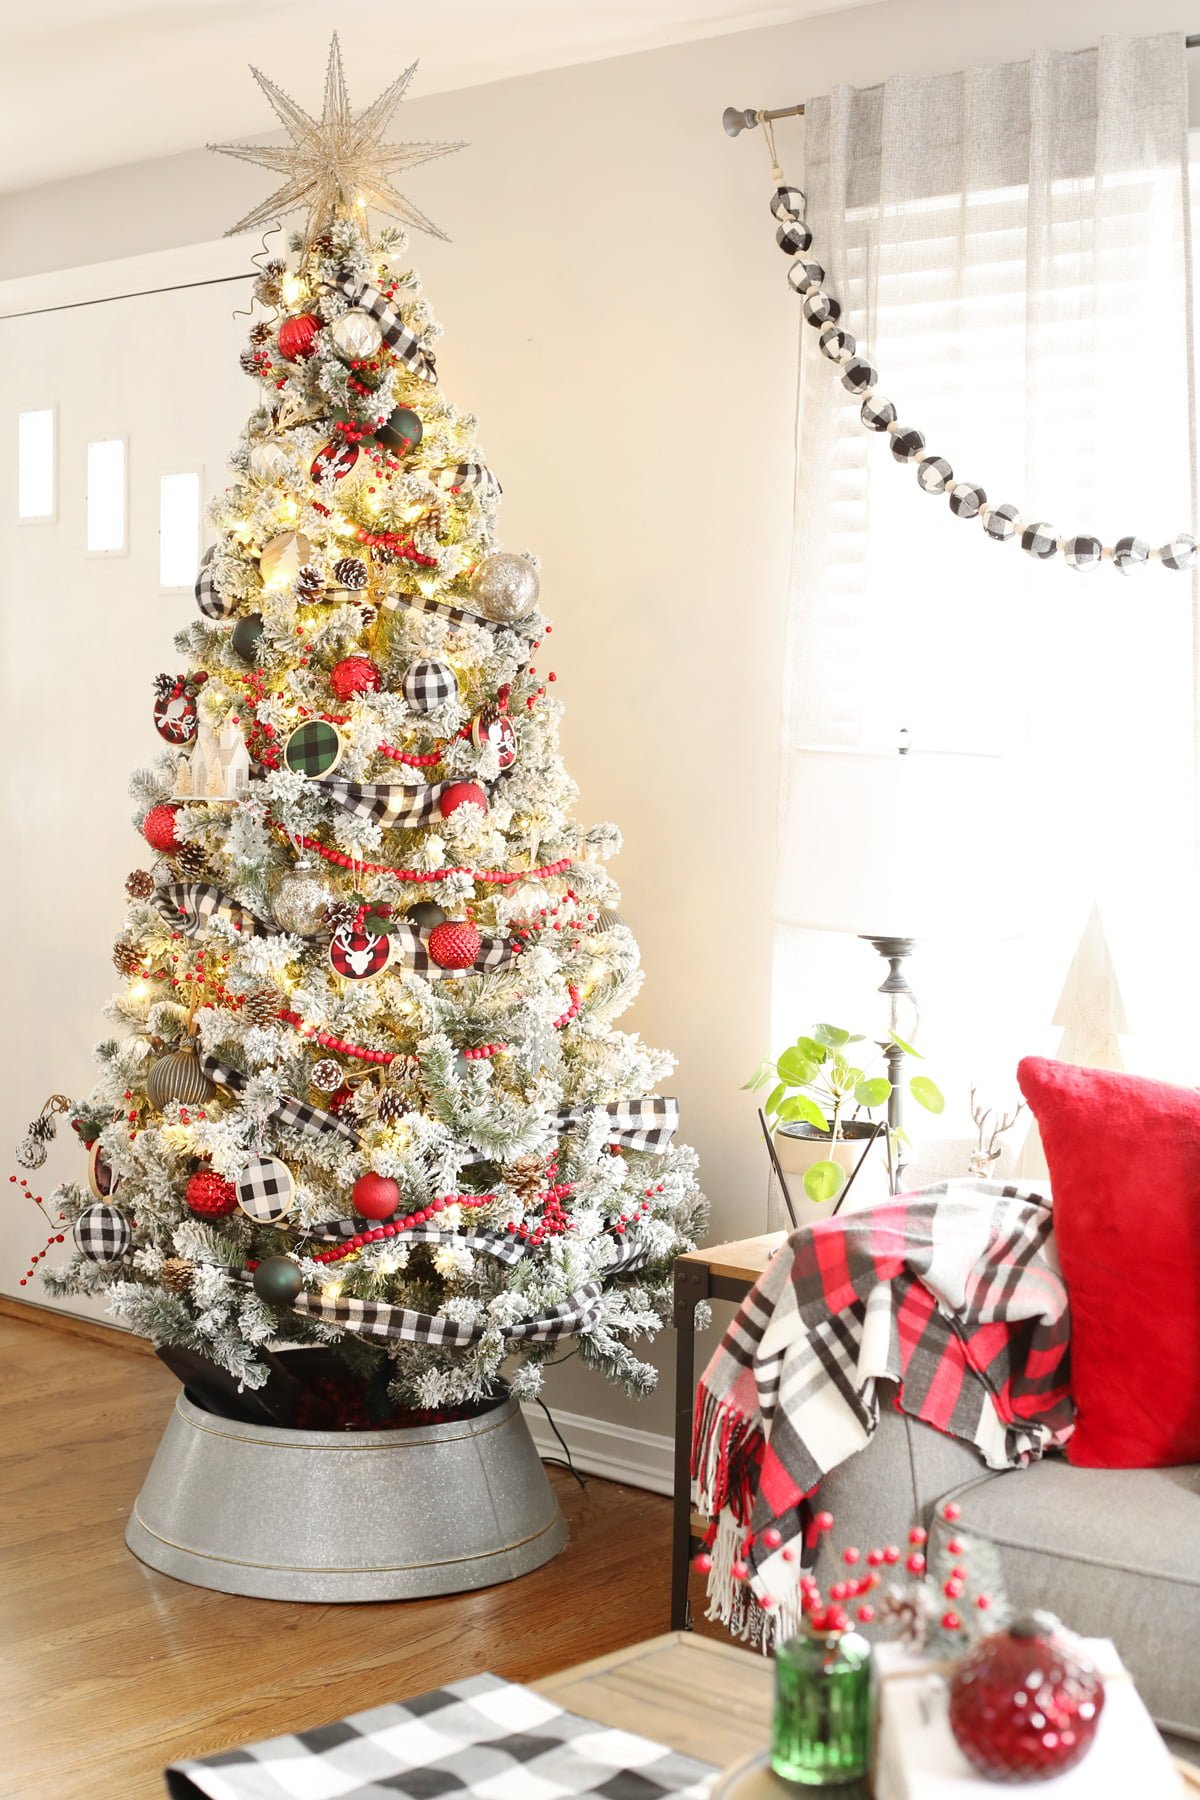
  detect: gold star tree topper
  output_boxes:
[210,35,462,243]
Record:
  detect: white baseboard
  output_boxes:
[522,1402,674,1496]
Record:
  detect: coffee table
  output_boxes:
[532,1634,1200,1794]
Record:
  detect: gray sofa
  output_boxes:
[813,1386,1200,1751]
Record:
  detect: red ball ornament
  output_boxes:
[185,1170,238,1218]
[330,656,381,701]
[949,1613,1105,1782]
[428,920,482,970]
[143,804,180,853]
[278,313,320,361]
[353,1172,401,1220]
[438,781,489,820]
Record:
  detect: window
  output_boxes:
[774,120,1200,1135]
[17,408,55,521]
[159,470,202,589]
[86,437,127,555]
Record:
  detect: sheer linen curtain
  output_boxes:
[774,34,1199,1157]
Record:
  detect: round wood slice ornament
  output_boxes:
[329,921,392,982]
[284,719,345,778]
[87,1139,120,1201]
[234,1155,296,1224]
[154,687,198,745]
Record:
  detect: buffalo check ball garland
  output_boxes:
[771,182,1199,573]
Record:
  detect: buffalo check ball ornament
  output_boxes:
[235,1155,296,1224]
[402,658,457,712]
[761,163,1200,573]
[74,1203,131,1265]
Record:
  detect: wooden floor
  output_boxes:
[0,1313,718,1800]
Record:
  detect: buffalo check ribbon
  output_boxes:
[555,1096,680,1153]
[315,776,451,830]
[290,1278,603,1344]
[331,276,438,382]
[384,590,525,635]
[435,461,502,497]
[391,920,519,979]
[199,1052,360,1145]
[153,882,274,940]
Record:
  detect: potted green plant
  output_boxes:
[747,1023,944,1212]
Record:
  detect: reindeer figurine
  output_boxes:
[968,1087,1026,1181]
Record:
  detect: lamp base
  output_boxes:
[860,935,920,1189]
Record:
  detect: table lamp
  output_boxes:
[773,744,1009,1152]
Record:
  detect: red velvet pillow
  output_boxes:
[1017,1056,1200,1468]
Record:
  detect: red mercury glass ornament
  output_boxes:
[949,1612,1105,1781]
[277,313,320,361]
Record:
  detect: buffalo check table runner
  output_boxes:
[691,1181,1075,1647]
[164,1673,717,1798]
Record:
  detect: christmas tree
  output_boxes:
[30,40,704,1418]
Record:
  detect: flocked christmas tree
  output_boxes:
[24,40,704,1419]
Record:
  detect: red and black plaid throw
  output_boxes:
[691,1181,1073,1644]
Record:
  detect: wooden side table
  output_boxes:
[671,1231,787,1629]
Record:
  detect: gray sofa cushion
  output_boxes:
[931,1459,1200,1742]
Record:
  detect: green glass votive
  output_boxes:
[771,1626,873,1787]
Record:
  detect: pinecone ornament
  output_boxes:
[249,320,274,346]
[323,899,358,936]
[296,563,325,598]
[173,841,208,878]
[125,870,155,900]
[160,1257,195,1293]
[332,556,368,589]
[376,1086,410,1126]
[242,989,281,1027]
[113,940,143,978]
[505,1155,545,1201]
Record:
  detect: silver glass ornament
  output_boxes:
[330,311,383,361]
[270,862,337,937]
[248,440,293,483]
[469,552,540,622]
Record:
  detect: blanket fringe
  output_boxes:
[691,1383,764,1522]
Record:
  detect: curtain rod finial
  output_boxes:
[723,106,759,137]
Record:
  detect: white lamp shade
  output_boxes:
[773,746,1011,939]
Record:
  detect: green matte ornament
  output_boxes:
[252,1255,303,1306]
[376,406,423,453]
[406,901,446,931]
[230,612,265,663]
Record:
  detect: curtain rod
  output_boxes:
[723,32,1200,133]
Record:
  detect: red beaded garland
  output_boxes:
[311,1193,495,1264]
[268,818,572,885]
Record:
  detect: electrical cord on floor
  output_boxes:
[535,1395,588,1488]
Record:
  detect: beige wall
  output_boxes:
[3,0,1197,1446]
